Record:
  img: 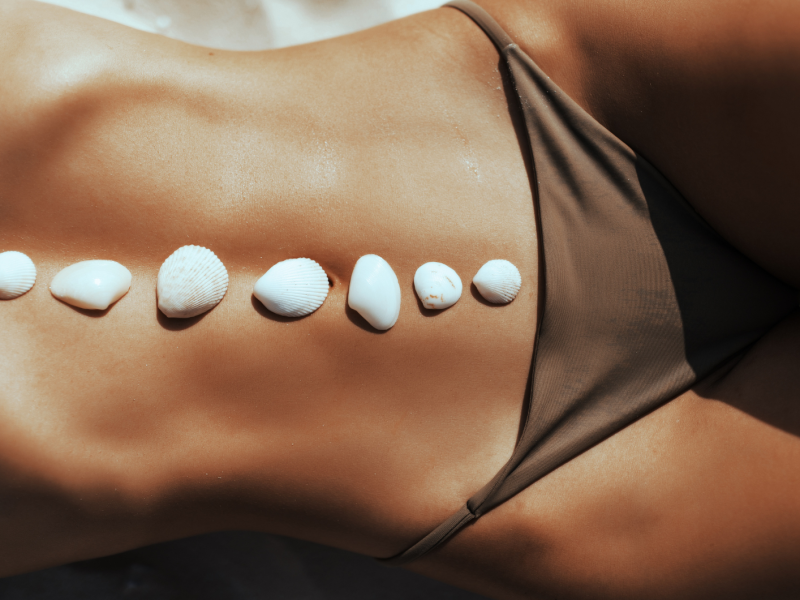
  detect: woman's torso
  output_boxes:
[0,0,537,570]
[1,2,799,598]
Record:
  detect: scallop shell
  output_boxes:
[0,251,37,300]
[157,245,228,318]
[50,260,132,310]
[348,254,401,330]
[253,258,329,317]
[473,259,521,304]
[414,262,462,310]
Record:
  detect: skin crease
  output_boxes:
[0,1,798,599]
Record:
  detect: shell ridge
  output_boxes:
[473,259,522,304]
[0,251,37,299]
[253,258,329,318]
[157,245,229,318]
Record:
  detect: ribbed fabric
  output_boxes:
[380,0,797,566]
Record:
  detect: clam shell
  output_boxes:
[473,259,521,304]
[348,254,401,330]
[414,262,462,310]
[50,260,132,310]
[0,251,37,300]
[157,245,228,318]
[253,258,329,317]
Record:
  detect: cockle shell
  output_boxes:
[414,262,462,310]
[253,258,329,317]
[473,259,521,304]
[157,245,228,318]
[50,260,132,310]
[0,251,36,300]
[348,254,401,331]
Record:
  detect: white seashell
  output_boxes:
[157,245,228,318]
[473,259,522,304]
[0,251,37,300]
[414,262,462,310]
[50,260,131,310]
[253,258,329,317]
[348,254,401,331]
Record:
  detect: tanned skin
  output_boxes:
[0,1,798,598]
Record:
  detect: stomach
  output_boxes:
[0,1,537,565]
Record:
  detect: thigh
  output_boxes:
[479,0,800,288]
[413,310,800,600]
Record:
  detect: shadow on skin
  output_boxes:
[54,297,112,318]
[156,302,208,331]
[694,309,800,440]
[345,303,387,334]
[634,158,800,440]
[250,294,308,323]
[470,282,510,308]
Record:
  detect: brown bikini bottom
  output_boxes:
[381,0,798,565]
